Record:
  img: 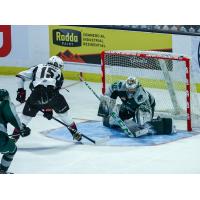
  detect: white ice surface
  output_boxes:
[1,75,200,174]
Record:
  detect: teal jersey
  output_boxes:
[0,100,22,133]
[106,81,155,110]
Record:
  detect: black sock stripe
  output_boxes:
[2,155,13,162]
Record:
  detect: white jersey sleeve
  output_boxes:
[16,64,62,89]
[16,66,35,88]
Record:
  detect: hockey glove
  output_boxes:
[12,128,21,142]
[16,88,26,103]
[20,124,31,137]
[42,108,53,120]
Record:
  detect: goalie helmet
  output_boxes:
[47,56,64,69]
[0,89,9,101]
[125,76,139,92]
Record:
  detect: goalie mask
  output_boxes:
[47,56,64,69]
[125,76,139,93]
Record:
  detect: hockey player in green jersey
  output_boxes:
[0,89,31,174]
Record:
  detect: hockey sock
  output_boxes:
[69,122,82,141]
[0,147,17,172]
[58,111,74,125]
[69,122,77,134]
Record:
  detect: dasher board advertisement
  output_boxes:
[0,25,49,67]
[49,25,172,65]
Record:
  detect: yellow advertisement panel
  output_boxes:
[49,25,172,64]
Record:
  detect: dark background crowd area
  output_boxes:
[76,25,200,36]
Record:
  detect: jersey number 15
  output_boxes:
[40,67,58,79]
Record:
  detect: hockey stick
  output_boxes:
[51,116,96,144]
[40,110,96,144]
[8,133,20,137]
[62,80,81,89]
[79,76,136,137]
[79,77,101,101]
[61,81,82,93]
[9,114,96,144]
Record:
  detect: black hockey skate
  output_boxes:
[72,132,82,142]
[0,170,14,174]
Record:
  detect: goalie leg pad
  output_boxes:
[102,105,126,128]
[98,97,109,117]
[98,95,116,117]
[135,109,152,126]
[108,104,121,126]
[103,116,111,128]
[125,120,149,137]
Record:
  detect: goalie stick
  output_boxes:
[79,76,149,137]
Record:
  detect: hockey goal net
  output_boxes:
[101,50,200,132]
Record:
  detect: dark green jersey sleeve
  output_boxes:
[1,100,22,130]
[106,81,124,99]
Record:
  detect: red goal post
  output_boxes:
[101,50,193,131]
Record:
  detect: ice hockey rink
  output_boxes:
[1,75,200,174]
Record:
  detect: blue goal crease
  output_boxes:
[43,121,199,146]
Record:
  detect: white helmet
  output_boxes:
[125,76,139,92]
[47,56,64,69]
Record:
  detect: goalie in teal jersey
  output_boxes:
[0,89,31,174]
[98,77,175,136]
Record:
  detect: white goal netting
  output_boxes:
[101,50,200,131]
